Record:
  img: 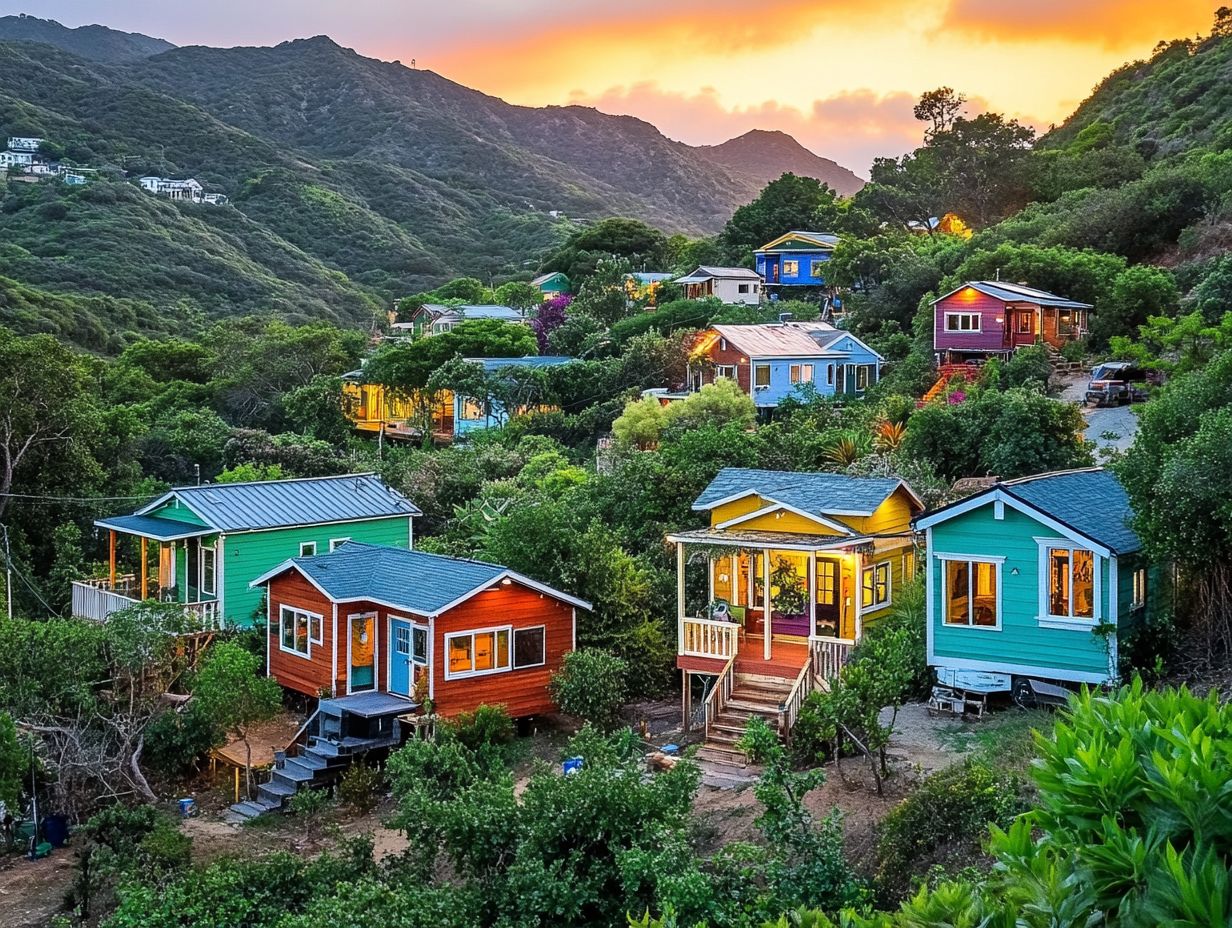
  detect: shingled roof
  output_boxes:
[1001,469,1140,554]
[693,468,922,518]
[251,542,591,615]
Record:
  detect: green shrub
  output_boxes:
[337,763,385,815]
[1059,338,1088,363]
[142,702,223,779]
[444,704,514,754]
[1002,344,1053,390]
[287,787,332,817]
[549,647,629,730]
[873,759,1027,901]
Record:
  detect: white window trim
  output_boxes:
[278,604,322,658]
[329,537,351,552]
[715,364,736,380]
[753,363,771,389]
[782,259,799,275]
[935,553,1004,631]
[861,561,892,612]
[512,625,547,670]
[1035,538,1101,627]
[944,312,982,333]
[444,624,513,680]
[1131,567,1147,610]
[200,542,217,596]
[299,541,317,557]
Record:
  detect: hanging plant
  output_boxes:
[770,556,807,616]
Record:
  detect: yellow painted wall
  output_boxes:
[731,510,846,536]
[709,495,770,526]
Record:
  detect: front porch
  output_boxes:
[71,514,221,624]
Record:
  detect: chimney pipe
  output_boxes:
[778,312,794,324]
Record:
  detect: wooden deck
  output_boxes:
[735,636,809,679]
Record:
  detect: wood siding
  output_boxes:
[933,289,1007,354]
[267,571,338,697]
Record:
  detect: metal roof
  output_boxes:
[755,231,840,253]
[627,272,674,284]
[693,468,921,518]
[466,356,574,372]
[932,281,1093,309]
[709,322,882,360]
[136,474,421,533]
[1001,468,1140,554]
[252,542,591,614]
[435,305,525,321]
[94,513,215,542]
[674,265,764,283]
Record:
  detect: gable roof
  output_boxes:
[756,231,840,253]
[931,281,1094,309]
[694,467,923,518]
[708,322,883,360]
[675,265,764,284]
[917,467,1139,555]
[466,355,574,372]
[251,542,591,615]
[531,272,569,287]
[135,474,421,533]
[433,305,525,322]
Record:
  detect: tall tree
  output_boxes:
[913,86,966,139]
[720,173,841,263]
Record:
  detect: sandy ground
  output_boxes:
[1058,372,1140,455]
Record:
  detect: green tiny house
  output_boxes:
[75,474,420,628]
[916,468,1162,688]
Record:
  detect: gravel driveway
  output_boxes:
[1057,373,1140,454]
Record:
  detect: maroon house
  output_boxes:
[932,281,1092,363]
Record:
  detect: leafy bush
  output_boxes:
[1001,344,1052,390]
[141,702,223,779]
[444,704,515,754]
[337,763,386,815]
[287,786,332,817]
[549,648,629,730]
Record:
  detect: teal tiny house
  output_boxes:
[76,474,420,628]
[916,468,1161,690]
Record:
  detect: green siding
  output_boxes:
[929,502,1115,681]
[222,516,413,627]
[147,498,208,526]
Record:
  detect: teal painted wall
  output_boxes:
[147,498,208,526]
[222,516,413,627]
[929,502,1115,681]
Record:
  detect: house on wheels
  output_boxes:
[668,468,923,763]
[688,321,882,411]
[75,475,420,628]
[932,281,1093,364]
[915,468,1162,704]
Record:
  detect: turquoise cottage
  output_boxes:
[915,468,1163,690]
[74,474,420,628]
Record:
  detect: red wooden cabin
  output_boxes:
[932,281,1093,363]
[252,542,590,719]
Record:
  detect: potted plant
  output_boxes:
[769,557,808,634]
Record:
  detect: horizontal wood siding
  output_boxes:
[223,516,413,628]
[698,338,751,393]
[432,584,574,719]
[929,504,1112,680]
[267,571,337,697]
[934,290,1008,353]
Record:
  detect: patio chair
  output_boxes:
[729,605,747,642]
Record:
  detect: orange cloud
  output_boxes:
[942,0,1213,48]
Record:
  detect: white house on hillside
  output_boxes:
[7,137,42,152]
[138,176,225,205]
[674,266,763,305]
[0,150,34,168]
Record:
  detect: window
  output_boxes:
[753,364,771,388]
[945,313,981,332]
[1131,567,1147,609]
[942,558,1000,628]
[200,544,216,596]
[446,628,511,678]
[299,541,317,557]
[789,363,813,384]
[737,283,750,294]
[1018,313,1033,334]
[394,624,410,655]
[719,337,727,351]
[826,364,835,386]
[1057,310,1075,336]
[715,364,736,380]
[782,259,799,275]
[1045,546,1096,620]
[861,562,891,610]
[856,366,871,391]
[809,260,825,278]
[412,626,428,664]
[513,626,546,669]
[329,537,351,552]
[279,606,322,656]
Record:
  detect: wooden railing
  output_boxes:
[778,656,816,745]
[813,636,856,683]
[681,616,739,660]
[184,599,222,629]
[71,581,138,622]
[702,654,737,743]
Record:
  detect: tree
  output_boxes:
[0,711,23,809]
[549,648,629,730]
[193,641,282,800]
[432,277,491,304]
[540,218,670,284]
[612,396,669,449]
[531,293,571,352]
[720,173,841,263]
[913,87,966,139]
[663,378,756,435]
[492,280,541,311]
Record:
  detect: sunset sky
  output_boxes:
[4,1,1218,172]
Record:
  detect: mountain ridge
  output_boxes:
[0,14,174,62]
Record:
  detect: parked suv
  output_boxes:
[1085,361,1150,406]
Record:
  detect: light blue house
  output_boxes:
[754,231,838,291]
[690,322,882,410]
[916,468,1163,695]
[454,356,575,436]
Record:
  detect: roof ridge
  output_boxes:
[310,540,508,572]
[1000,466,1106,487]
[175,472,378,492]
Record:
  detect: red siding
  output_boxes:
[267,572,338,698]
[697,335,751,393]
[432,584,574,719]
[934,289,1008,353]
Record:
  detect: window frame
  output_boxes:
[944,312,981,333]
[753,363,771,389]
[856,366,871,391]
[200,542,217,596]
[714,364,737,380]
[444,625,513,680]
[299,541,317,558]
[1035,539,1100,627]
[861,561,892,611]
[329,537,351,552]
[1131,567,1147,610]
[278,604,322,658]
[782,259,799,276]
[1018,312,1033,334]
[826,364,835,386]
[737,283,751,294]
[512,625,547,670]
[809,260,825,279]
[936,553,1003,630]
[789,363,814,384]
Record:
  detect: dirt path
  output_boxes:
[0,850,75,928]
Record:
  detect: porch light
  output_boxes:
[501,577,512,585]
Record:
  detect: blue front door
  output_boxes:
[389,618,428,697]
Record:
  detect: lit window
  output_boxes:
[861,562,891,610]
[945,313,981,332]
[446,628,511,678]
[279,606,321,656]
[789,364,813,384]
[943,559,999,627]
[782,260,799,275]
[1131,568,1147,609]
[754,364,771,388]
[1046,547,1096,620]
[856,366,871,391]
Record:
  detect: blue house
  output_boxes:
[454,356,575,436]
[690,322,882,409]
[754,231,839,290]
[915,468,1164,698]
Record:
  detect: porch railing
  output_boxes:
[778,656,816,745]
[71,580,139,622]
[680,616,739,660]
[813,636,856,683]
[702,653,737,743]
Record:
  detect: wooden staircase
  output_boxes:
[696,673,795,766]
[227,733,375,821]
[919,363,981,406]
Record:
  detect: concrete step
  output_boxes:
[295,750,331,771]
[227,801,266,819]
[279,760,319,783]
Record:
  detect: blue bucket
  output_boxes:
[177,797,197,818]
[562,757,584,775]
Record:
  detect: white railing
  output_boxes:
[813,636,856,683]
[184,599,222,629]
[71,581,139,622]
[681,616,739,659]
[703,654,737,742]
[778,657,816,744]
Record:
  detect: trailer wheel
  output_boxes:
[1012,677,1036,710]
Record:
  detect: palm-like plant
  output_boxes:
[874,419,908,453]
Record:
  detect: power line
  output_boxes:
[0,492,156,504]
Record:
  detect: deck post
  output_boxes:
[681,670,691,732]
[808,553,816,639]
[853,549,864,641]
[676,542,685,650]
[108,530,116,588]
[140,537,148,600]
[706,555,714,606]
[762,549,772,661]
